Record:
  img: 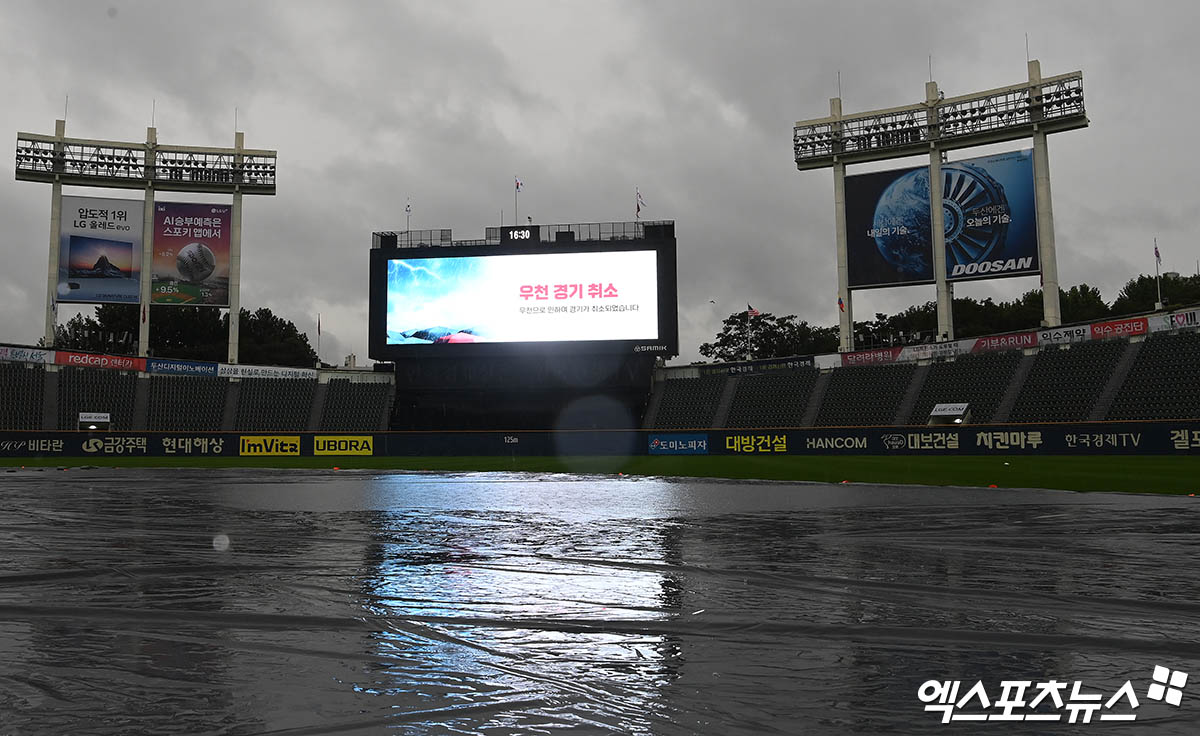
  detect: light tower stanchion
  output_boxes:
[228,132,244,364]
[138,126,157,357]
[43,119,65,348]
[927,81,954,342]
[1029,60,1062,327]
[831,98,854,352]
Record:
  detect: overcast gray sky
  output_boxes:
[2,1,1196,365]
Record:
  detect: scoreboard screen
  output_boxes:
[368,231,678,358]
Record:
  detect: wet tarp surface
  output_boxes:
[1,468,1198,734]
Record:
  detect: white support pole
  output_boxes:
[1029,59,1062,327]
[831,97,854,352]
[138,126,156,357]
[928,81,953,342]
[227,131,244,363]
[44,119,66,347]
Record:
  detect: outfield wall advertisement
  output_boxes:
[4,424,1200,459]
[845,150,1039,289]
[152,202,232,306]
[57,196,144,304]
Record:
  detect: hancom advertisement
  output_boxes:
[151,202,232,306]
[385,250,659,345]
[57,195,144,304]
[845,149,1039,289]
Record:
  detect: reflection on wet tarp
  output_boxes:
[0,468,1198,734]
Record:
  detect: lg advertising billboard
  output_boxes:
[57,196,144,304]
[151,202,232,306]
[845,149,1039,289]
[368,234,678,359]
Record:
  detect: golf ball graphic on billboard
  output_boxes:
[152,202,232,305]
[845,149,1039,289]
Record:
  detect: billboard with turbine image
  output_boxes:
[845,149,1039,289]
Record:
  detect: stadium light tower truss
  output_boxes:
[794,61,1087,352]
[15,121,277,363]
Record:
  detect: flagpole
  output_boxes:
[316,313,321,367]
[1155,237,1163,310]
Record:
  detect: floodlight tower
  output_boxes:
[794,60,1087,351]
[15,121,276,362]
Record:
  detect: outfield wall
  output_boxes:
[3,421,1200,460]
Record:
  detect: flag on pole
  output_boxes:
[838,296,845,313]
[636,188,647,219]
[405,199,412,216]
[746,303,760,317]
[514,176,523,192]
[317,313,321,337]
[1155,241,1162,268]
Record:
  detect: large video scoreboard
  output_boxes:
[368,223,678,359]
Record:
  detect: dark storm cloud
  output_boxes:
[1,1,1198,364]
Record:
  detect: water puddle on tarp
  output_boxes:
[1,468,1198,734]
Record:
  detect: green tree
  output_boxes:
[236,307,317,367]
[699,310,837,362]
[54,304,316,367]
[1111,274,1200,316]
[1060,284,1109,324]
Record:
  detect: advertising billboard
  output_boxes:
[57,196,144,303]
[845,149,1039,289]
[368,235,678,358]
[151,202,232,305]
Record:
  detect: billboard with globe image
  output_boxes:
[151,202,232,305]
[845,149,1039,289]
[57,196,144,304]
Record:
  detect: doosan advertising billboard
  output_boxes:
[845,149,1039,289]
[57,196,144,304]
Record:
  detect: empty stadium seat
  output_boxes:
[320,379,391,431]
[0,363,45,430]
[907,350,1023,425]
[815,363,917,427]
[57,366,138,430]
[234,378,317,431]
[1008,339,1126,423]
[652,375,726,429]
[1107,331,1200,420]
[725,369,819,428]
[148,375,228,432]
